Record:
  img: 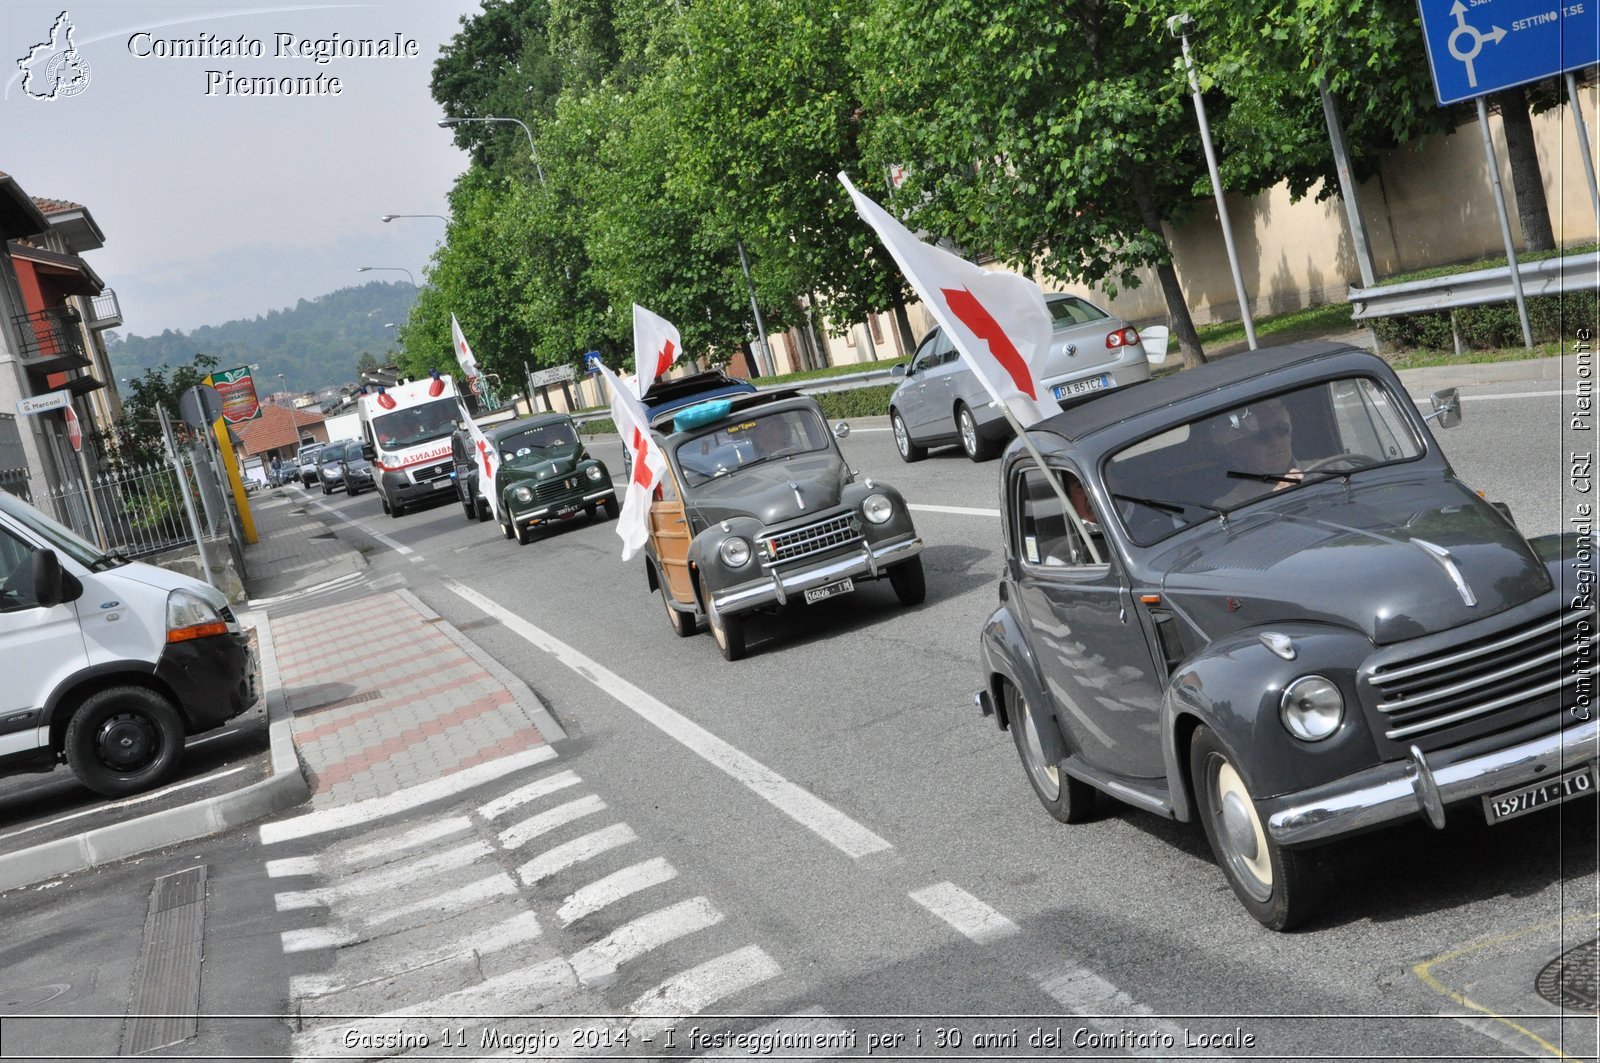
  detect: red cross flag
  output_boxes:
[631,304,684,400]
[597,361,666,561]
[450,314,485,398]
[464,415,500,521]
[839,172,1058,428]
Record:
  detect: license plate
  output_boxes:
[804,577,854,604]
[556,505,580,518]
[1483,763,1597,824]
[1053,374,1112,401]
[431,479,451,489]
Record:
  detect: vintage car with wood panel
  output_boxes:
[492,413,619,545]
[644,392,925,660]
[975,341,1596,930]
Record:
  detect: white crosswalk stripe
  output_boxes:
[476,769,583,819]
[516,822,638,884]
[626,945,782,1038]
[558,857,678,926]
[273,839,493,911]
[570,896,724,986]
[497,793,607,849]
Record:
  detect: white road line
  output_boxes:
[909,503,1000,517]
[1033,965,1193,1051]
[498,794,607,850]
[477,769,583,819]
[280,926,360,954]
[0,766,251,843]
[908,882,1021,945]
[690,1007,853,1058]
[569,897,724,986]
[366,872,518,927]
[246,572,364,607]
[264,856,319,879]
[259,746,556,844]
[442,579,893,861]
[626,945,782,1038]
[341,816,472,865]
[290,912,544,1001]
[292,958,577,1059]
[304,495,416,556]
[559,857,678,926]
[274,840,493,910]
[516,823,637,884]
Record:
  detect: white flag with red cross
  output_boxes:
[631,304,684,400]
[597,361,667,561]
[450,313,485,398]
[463,415,500,521]
[838,172,1058,427]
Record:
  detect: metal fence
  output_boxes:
[35,455,202,558]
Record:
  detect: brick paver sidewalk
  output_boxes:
[269,590,552,806]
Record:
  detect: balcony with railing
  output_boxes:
[88,288,122,330]
[10,305,91,375]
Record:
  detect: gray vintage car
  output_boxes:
[976,341,1595,930]
[644,392,925,660]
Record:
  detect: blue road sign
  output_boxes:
[584,350,602,374]
[1418,0,1599,105]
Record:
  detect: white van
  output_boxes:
[0,490,257,797]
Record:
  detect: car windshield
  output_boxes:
[298,448,322,464]
[498,423,577,462]
[1103,375,1425,546]
[674,409,831,487]
[318,446,347,465]
[371,397,459,448]
[1046,295,1111,328]
[343,441,365,461]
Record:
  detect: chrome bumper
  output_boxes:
[1265,716,1600,846]
[513,488,616,524]
[712,536,923,615]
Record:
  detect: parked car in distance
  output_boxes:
[317,440,359,495]
[451,427,490,522]
[975,341,1594,930]
[644,391,925,661]
[336,439,375,496]
[296,443,325,486]
[492,414,619,545]
[889,292,1153,462]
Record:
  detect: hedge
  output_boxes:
[1372,290,1597,350]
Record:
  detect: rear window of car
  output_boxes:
[1046,296,1111,327]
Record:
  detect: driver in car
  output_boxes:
[744,415,796,459]
[1213,398,1303,507]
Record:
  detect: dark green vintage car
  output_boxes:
[490,414,619,545]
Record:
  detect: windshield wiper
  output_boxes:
[92,549,132,571]
[1224,469,1301,485]
[1111,492,1224,519]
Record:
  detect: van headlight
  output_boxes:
[514,486,533,503]
[862,493,894,525]
[166,589,228,643]
[586,465,604,482]
[1280,676,1343,741]
[719,536,752,567]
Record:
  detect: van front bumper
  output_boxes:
[155,632,258,733]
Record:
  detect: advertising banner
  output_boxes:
[209,365,263,424]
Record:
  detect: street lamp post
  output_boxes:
[357,265,416,287]
[278,373,300,484]
[381,214,449,224]
[438,116,545,185]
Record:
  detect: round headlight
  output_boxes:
[719,536,752,567]
[514,486,533,503]
[862,493,894,524]
[1280,676,1343,741]
[586,465,604,482]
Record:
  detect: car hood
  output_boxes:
[685,452,848,526]
[1155,476,1551,645]
[497,443,584,483]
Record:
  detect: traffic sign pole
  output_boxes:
[1476,95,1535,349]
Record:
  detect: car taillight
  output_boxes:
[1106,327,1141,349]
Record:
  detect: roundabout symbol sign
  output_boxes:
[1418,0,1598,105]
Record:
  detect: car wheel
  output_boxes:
[888,556,926,606]
[321,483,331,495]
[1004,684,1094,824]
[1190,725,1322,931]
[891,410,926,463]
[501,516,513,540]
[515,520,533,546]
[463,496,476,520]
[390,499,405,518]
[706,595,745,661]
[660,576,696,638]
[603,496,620,520]
[957,404,1001,462]
[64,686,186,798]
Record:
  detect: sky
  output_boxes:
[0,1,484,338]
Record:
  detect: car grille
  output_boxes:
[1365,604,1594,743]
[533,476,582,504]
[764,512,860,565]
[414,460,451,483]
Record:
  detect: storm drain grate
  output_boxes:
[296,689,385,716]
[122,866,207,1055]
[1537,938,1598,1012]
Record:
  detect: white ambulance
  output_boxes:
[359,371,467,518]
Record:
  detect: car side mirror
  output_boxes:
[1141,325,1170,366]
[891,363,908,379]
[361,443,376,461]
[1427,388,1462,428]
[31,548,68,608]
[832,421,850,440]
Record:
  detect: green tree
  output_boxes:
[111,353,220,466]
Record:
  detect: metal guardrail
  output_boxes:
[1348,251,1600,321]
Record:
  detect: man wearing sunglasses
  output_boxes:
[1213,398,1304,507]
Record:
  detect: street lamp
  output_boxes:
[278,373,302,477]
[381,214,448,224]
[438,116,545,185]
[357,265,416,287]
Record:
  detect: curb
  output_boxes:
[395,587,569,743]
[0,611,310,894]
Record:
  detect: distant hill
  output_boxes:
[105,281,416,395]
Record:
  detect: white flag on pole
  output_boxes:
[838,172,1058,427]
[597,361,667,561]
[631,304,684,400]
[450,314,485,398]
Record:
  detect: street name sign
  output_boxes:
[16,390,69,415]
[528,364,575,387]
[1418,0,1599,105]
